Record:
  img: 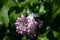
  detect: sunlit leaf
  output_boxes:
[0,6,9,27]
[0,0,16,28]
[5,0,16,8]
[39,4,46,14]
[38,35,49,40]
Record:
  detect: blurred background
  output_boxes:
[0,0,60,40]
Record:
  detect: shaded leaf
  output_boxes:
[9,11,20,21]
[50,0,60,32]
[53,31,60,38]
[3,36,10,40]
[50,0,60,20]
[22,35,27,40]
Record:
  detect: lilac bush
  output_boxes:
[0,0,60,40]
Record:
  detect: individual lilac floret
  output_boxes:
[15,14,38,36]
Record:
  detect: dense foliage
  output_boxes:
[0,0,60,40]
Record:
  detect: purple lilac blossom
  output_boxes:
[15,14,38,36]
[35,18,43,28]
[15,13,43,38]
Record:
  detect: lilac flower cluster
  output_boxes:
[15,13,38,36]
[15,10,43,38]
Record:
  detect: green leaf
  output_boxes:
[9,9,27,21]
[3,36,10,40]
[52,7,60,20]
[30,0,38,4]
[5,0,16,8]
[0,20,3,25]
[53,31,60,38]
[9,11,20,21]
[21,35,30,40]
[38,35,49,40]
[50,0,60,20]
[39,4,46,14]
[38,28,51,40]
[0,6,9,27]
[0,0,16,28]
[22,35,27,40]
